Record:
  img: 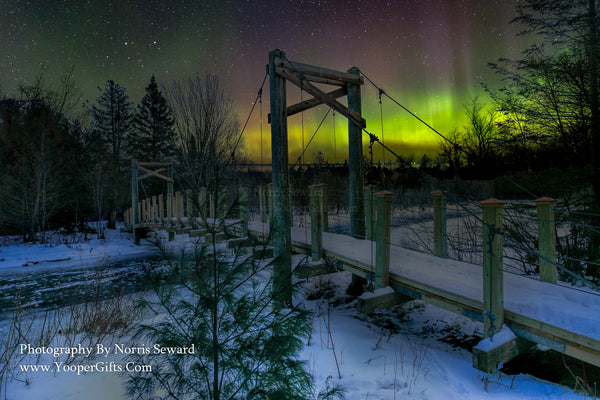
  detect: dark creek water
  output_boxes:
[0,257,167,313]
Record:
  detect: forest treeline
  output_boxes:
[0,71,244,242]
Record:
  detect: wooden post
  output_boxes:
[175,191,183,224]
[186,189,193,226]
[480,198,506,338]
[259,185,267,223]
[364,185,377,241]
[158,194,164,223]
[375,191,393,288]
[131,160,140,245]
[535,197,557,283]
[269,49,293,306]
[432,190,447,258]
[347,67,365,239]
[321,183,329,232]
[141,199,147,223]
[151,195,157,223]
[309,184,324,262]
[267,182,274,225]
[167,192,173,224]
[209,191,216,220]
[218,186,229,223]
[199,187,207,221]
[167,165,174,225]
[289,184,294,227]
[239,185,249,237]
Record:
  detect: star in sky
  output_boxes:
[0,0,525,161]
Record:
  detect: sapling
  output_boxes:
[127,237,315,400]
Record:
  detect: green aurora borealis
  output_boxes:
[0,0,527,162]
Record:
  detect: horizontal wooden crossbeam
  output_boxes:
[137,161,172,168]
[276,67,366,128]
[273,57,364,86]
[267,87,347,123]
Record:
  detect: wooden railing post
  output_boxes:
[375,190,394,288]
[218,186,229,223]
[141,199,147,223]
[535,197,557,283]
[321,184,329,232]
[209,191,216,220]
[158,194,164,223]
[432,190,447,258]
[186,189,193,226]
[267,182,274,225]
[167,192,173,225]
[198,187,207,223]
[151,195,157,223]
[239,184,249,237]
[175,191,183,224]
[364,184,377,241]
[131,159,140,245]
[258,185,267,223]
[309,184,324,261]
[479,198,506,338]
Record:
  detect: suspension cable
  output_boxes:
[260,81,264,166]
[332,111,337,163]
[230,72,268,163]
[295,109,332,165]
[378,88,386,165]
[360,71,540,200]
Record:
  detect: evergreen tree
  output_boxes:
[127,240,314,400]
[89,80,133,229]
[131,75,176,161]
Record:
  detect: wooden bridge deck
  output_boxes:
[248,221,600,368]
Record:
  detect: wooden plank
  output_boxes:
[274,57,364,85]
[268,87,347,123]
[473,336,534,373]
[504,311,600,367]
[276,67,366,128]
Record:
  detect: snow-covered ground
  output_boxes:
[0,228,159,277]
[0,228,593,399]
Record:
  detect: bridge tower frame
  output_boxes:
[268,49,366,305]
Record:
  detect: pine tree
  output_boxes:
[131,75,176,161]
[127,238,314,400]
[89,80,133,229]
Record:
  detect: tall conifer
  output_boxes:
[131,75,175,161]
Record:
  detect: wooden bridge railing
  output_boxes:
[124,183,599,372]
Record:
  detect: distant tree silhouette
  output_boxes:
[487,0,600,260]
[163,73,242,194]
[88,80,134,229]
[130,75,176,161]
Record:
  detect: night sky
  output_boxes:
[0,0,526,162]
